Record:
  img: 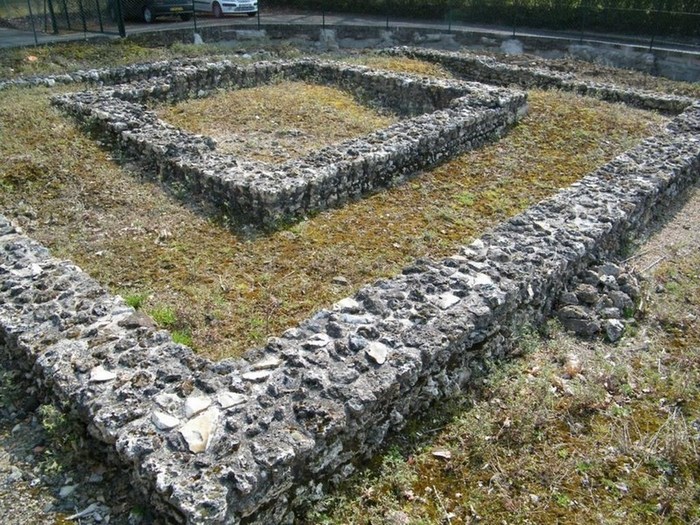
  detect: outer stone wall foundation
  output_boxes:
[1,85,698,522]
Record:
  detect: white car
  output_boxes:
[195,0,257,18]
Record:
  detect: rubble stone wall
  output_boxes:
[387,47,696,114]
[2,46,693,114]
[116,24,700,83]
[52,59,527,228]
[1,94,698,524]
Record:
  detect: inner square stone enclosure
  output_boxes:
[53,59,527,228]
[1,48,700,524]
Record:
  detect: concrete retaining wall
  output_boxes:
[1,93,698,523]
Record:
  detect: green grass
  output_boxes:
[172,329,193,347]
[149,305,177,327]
[124,291,148,309]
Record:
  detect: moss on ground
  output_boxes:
[0,76,666,359]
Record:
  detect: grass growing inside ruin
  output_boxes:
[343,55,454,79]
[492,51,700,99]
[0,74,666,358]
[156,81,398,164]
[307,250,700,525]
[0,38,305,80]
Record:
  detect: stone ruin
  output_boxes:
[1,51,699,523]
[52,58,526,229]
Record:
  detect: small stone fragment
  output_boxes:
[89,365,117,383]
[558,305,600,337]
[609,290,634,311]
[365,341,389,365]
[473,273,493,286]
[242,370,272,382]
[575,283,599,305]
[7,466,22,483]
[184,395,212,418]
[154,393,182,410]
[597,262,621,277]
[349,334,368,352]
[117,311,156,330]
[180,408,218,453]
[432,449,452,460]
[599,307,621,319]
[563,354,583,377]
[218,392,246,409]
[332,275,349,286]
[303,333,331,349]
[152,410,180,431]
[59,484,77,498]
[559,291,579,305]
[334,298,361,313]
[604,319,625,342]
[436,292,460,310]
[251,356,282,371]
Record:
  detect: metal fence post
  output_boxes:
[47,0,57,33]
[94,0,103,32]
[191,0,198,35]
[77,0,87,35]
[61,0,71,29]
[26,0,39,45]
[115,0,125,37]
[385,0,390,30]
[256,0,260,30]
[447,0,452,32]
[648,0,660,52]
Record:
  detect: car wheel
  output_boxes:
[247,11,256,16]
[143,6,155,23]
[212,2,223,18]
[180,13,191,21]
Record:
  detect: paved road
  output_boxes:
[1,8,698,56]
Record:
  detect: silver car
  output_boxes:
[194,0,257,18]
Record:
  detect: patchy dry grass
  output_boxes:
[307,252,700,525]
[486,51,700,99]
[344,55,455,79]
[0,77,666,359]
[0,39,305,80]
[157,81,398,164]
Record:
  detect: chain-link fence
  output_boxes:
[268,0,700,47]
[2,0,698,50]
[0,0,122,37]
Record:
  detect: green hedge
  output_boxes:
[265,0,700,38]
